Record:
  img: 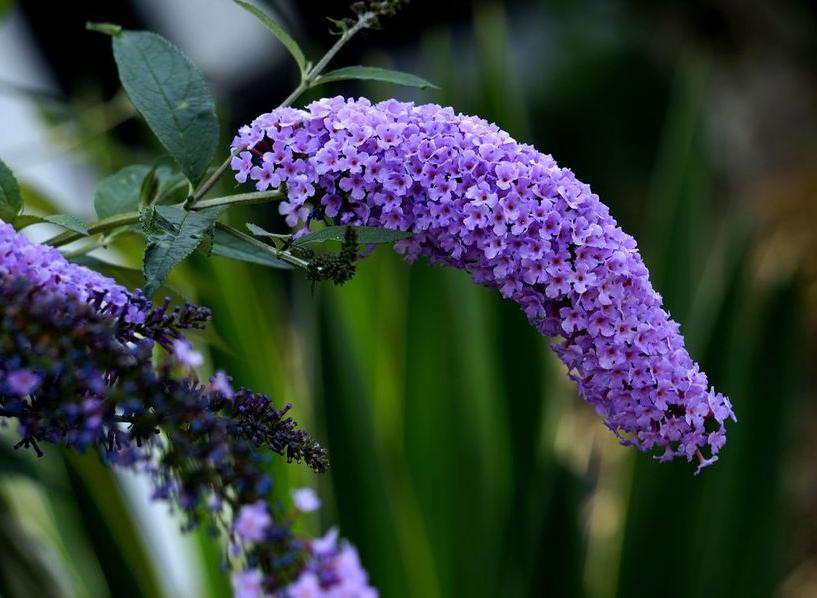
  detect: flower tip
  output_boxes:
[694,452,719,476]
[172,338,204,368]
[292,487,321,512]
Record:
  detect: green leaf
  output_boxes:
[233,0,307,74]
[14,213,89,235]
[246,222,271,236]
[0,156,22,222]
[211,227,292,269]
[245,222,289,239]
[42,214,88,235]
[129,164,190,209]
[314,66,437,89]
[112,31,219,185]
[137,165,190,208]
[12,214,46,230]
[94,165,151,219]
[138,164,160,208]
[155,167,190,205]
[142,205,223,295]
[294,225,412,246]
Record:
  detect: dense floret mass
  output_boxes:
[279,527,377,598]
[0,220,334,595]
[231,96,736,471]
[0,220,210,349]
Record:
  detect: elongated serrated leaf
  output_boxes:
[233,0,306,74]
[42,214,88,235]
[245,222,289,238]
[142,205,222,295]
[0,156,22,222]
[211,227,292,269]
[294,225,412,246]
[314,66,437,89]
[112,31,218,185]
[246,222,271,236]
[12,214,42,229]
[94,165,151,219]
[13,213,89,235]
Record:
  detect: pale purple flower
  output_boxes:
[282,527,377,598]
[172,339,203,368]
[233,125,264,150]
[312,527,340,557]
[232,568,266,598]
[250,162,281,191]
[0,220,146,318]
[279,201,310,228]
[494,162,518,190]
[288,175,316,204]
[286,571,321,597]
[231,151,255,184]
[6,369,41,396]
[209,370,234,400]
[234,500,272,543]
[292,487,321,513]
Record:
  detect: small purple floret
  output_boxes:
[292,487,321,513]
[234,500,272,543]
[6,369,41,396]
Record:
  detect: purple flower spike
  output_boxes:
[282,527,378,598]
[231,96,736,470]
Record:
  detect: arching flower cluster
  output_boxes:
[0,220,344,595]
[231,96,736,471]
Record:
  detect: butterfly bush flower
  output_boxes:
[232,568,266,598]
[0,220,333,595]
[235,500,273,543]
[173,338,205,368]
[230,490,373,597]
[292,487,321,513]
[231,96,736,472]
[281,527,377,598]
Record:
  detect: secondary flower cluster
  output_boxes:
[0,220,351,595]
[232,498,377,598]
[231,96,736,471]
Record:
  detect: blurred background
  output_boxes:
[1,0,816,596]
